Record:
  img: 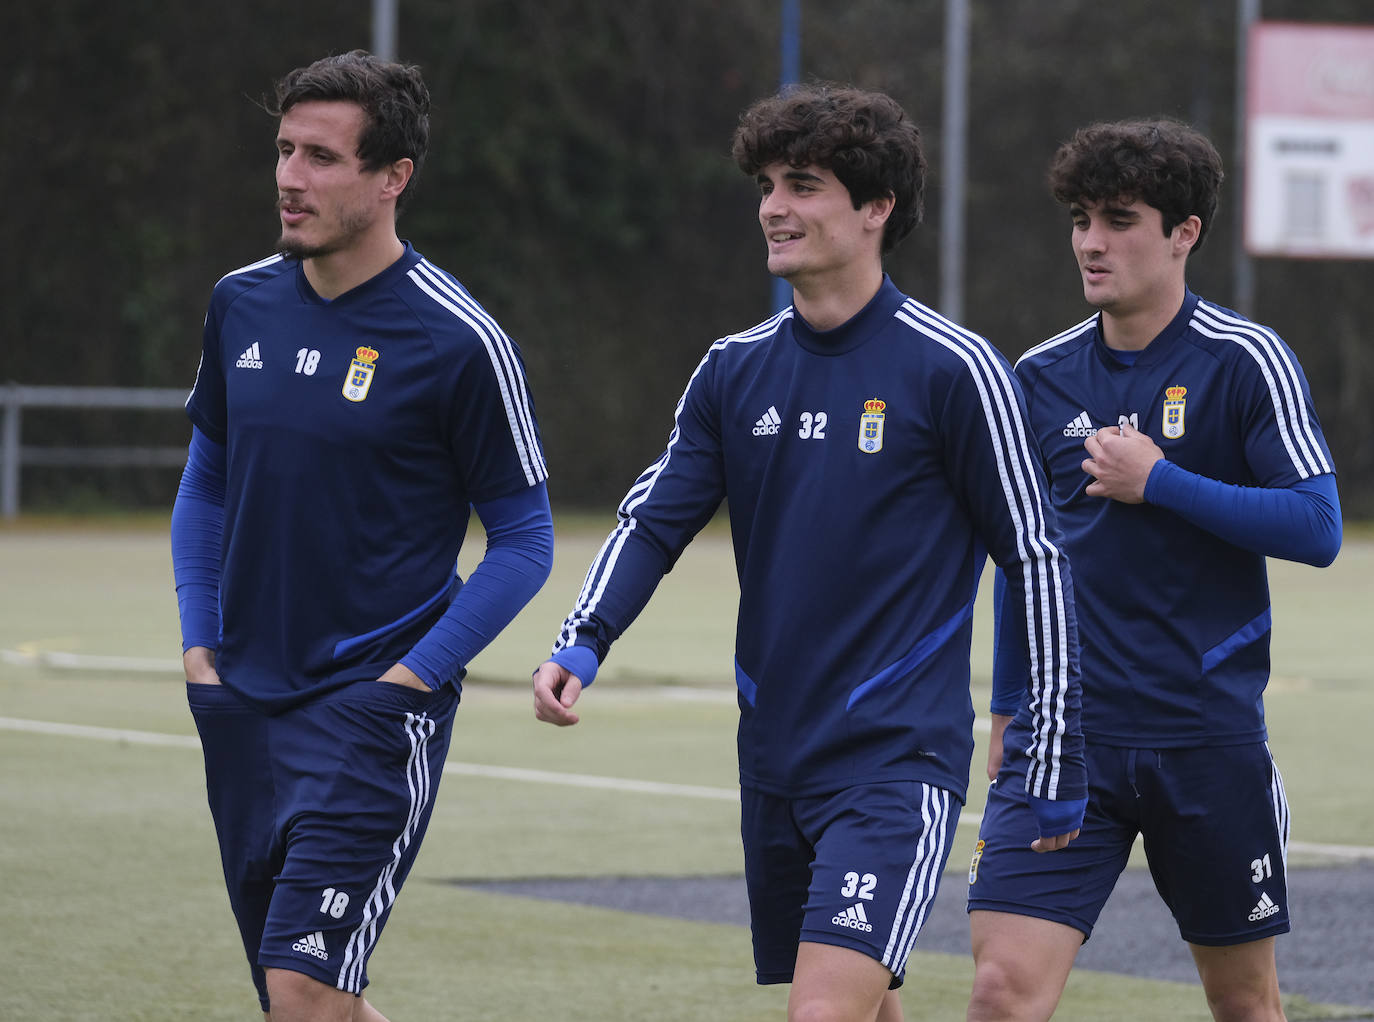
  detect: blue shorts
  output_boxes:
[741,781,961,986]
[967,727,1290,946]
[188,679,458,1010]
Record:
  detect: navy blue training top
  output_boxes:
[553,277,1084,804]
[183,244,548,713]
[1003,292,1336,746]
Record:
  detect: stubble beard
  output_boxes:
[275,203,374,260]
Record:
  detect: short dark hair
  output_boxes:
[1047,118,1224,253]
[269,50,430,214]
[731,83,926,255]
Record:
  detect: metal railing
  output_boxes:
[0,384,189,518]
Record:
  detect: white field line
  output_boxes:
[1,648,184,672]
[1,716,202,748]
[4,715,1372,862]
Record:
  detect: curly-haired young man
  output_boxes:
[966,119,1341,1022]
[532,83,1085,1022]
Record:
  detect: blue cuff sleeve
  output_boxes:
[401,482,555,689]
[170,428,225,653]
[549,645,601,687]
[1028,794,1087,839]
[1144,463,1341,567]
[989,567,1028,716]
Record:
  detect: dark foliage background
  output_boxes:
[4,1,1371,512]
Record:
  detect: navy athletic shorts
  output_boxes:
[188,678,458,1011]
[967,723,1290,946]
[741,781,961,987]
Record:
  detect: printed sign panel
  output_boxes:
[1246,22,1374,259]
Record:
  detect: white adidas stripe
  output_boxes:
[406,261,547,487]
[898,300,1072,800]
[883,784,953,972]
[1191,302,1330,478]
[1016,315,1096,368]
[555,312,791,654]
[1264,742,1291,870]
[337,710,437,993]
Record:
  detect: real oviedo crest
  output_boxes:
[858,398,886,454]
[1161,385,1187,439]
[343,346,380,403]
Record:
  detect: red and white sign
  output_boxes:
[1246,21,1374,258]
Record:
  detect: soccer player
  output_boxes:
[171,51,553,1022]
[965,119,1342,1022]
[531,83,1085,1022]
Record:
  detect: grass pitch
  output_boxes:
[1,515,1370,1019]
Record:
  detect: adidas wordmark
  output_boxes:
[832,903,873,933]
[235,342,264,370]
[1062,410,1096,437]
[1249,892,1280,922]
[753,405,782,436]
[292,930,329,960]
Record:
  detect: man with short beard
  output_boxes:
[172,50,553,1022]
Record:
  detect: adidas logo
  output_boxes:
[831,903,874,933]
[752,405,782,436]
[1248,892,1280,922]
[235,342,264,370]
[1062,410,1098,437]
[291,930,329,960]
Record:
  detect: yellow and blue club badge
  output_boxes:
[968,839,985,885]
[343,346,380,403]
[858,398,886,454]
[1161,385,1187,439]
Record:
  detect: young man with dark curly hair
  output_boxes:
[532,83,1085,1022]
[966,118,1341,1022]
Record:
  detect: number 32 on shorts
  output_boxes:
[841,871,877,900]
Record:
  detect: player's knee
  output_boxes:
[787,994,843,1022]
[789,989,888,1022]
[1203,985,1285,1022]
[264,967,354,1022]
[967,958,1047,1022]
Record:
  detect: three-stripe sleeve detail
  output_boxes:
[1191,302,1331,479]
[897,301,1073,799]
[408,261,548,486]
[215,253,285,286]
[553,312,790,655]
[1015,316,1096,369]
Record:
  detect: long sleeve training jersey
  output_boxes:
[1004,292,1336,746]
[554,277,1083,803]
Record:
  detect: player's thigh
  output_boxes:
[1138,743,1290,946]
[797,781,961,987]
[788,941,895,1022]
[967,911,1081,1022]
[967,741,1135,940]
[260,680,459,995]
